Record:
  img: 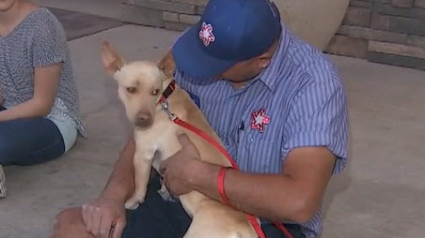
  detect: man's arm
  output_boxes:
[182,78,347,223]
[81,137,137,238]
[101,137,136,203]
[188,146,336,223]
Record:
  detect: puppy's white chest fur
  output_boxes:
[133,113,181,172]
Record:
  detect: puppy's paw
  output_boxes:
[124,200,139,210]
[124,195,143,210]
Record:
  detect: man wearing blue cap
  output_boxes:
[52,0,348,237]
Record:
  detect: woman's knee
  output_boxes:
[51,207,93,238]
[0,120,66,166]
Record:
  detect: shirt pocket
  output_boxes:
[243,121,284,174]
[216,128,239,162]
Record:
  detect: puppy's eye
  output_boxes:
[127,87,137,94]
[152,89,160,96]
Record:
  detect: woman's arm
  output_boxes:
[0,62,62,122]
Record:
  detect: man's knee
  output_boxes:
[51,207,93,238]
[55,207,82,225]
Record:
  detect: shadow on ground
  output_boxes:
[48,7,124,41]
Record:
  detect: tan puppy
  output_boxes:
[101,41,257,238]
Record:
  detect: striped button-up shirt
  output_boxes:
[174,24,349,237]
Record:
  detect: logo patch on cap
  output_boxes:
[199,22,215,46]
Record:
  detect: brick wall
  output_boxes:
[326,0,425,70]
[121,0,425,70]
[121,0,206,31]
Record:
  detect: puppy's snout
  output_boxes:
[135,112,153,128]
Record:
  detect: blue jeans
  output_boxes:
[0,106,65,166]
[122,175,306,238]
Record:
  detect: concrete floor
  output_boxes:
[0,24,424,238]
[48,7,123,41]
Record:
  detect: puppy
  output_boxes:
[101,41,257,238]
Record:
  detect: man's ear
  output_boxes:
[255,52,273,69]
[101,40,126,75]
[157,48,176,79]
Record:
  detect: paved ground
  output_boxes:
[48,7,124,41]
[0,19,424,238]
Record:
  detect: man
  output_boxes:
[51,0,348,237]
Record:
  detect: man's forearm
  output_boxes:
[189,162,310,223]
[101,138,136,203]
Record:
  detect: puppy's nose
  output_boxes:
[135,112,152,128]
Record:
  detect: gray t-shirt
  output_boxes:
[0,8,85,136]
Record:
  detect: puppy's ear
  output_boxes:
[101,40,126,75]
[157,48,175,79]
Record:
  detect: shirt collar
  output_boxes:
[255,23,291,92]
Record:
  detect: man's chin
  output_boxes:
[225,77,256,85]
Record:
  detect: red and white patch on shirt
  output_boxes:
[251,108,270,132]
[199,22,215,46]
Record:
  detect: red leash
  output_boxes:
[173,117,294,238]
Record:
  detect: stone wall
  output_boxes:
[325,0,425,70]
[121,0,206,31]
[121,0,425,70]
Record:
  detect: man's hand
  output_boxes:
[159,133,202,197]
[82,196,126,238]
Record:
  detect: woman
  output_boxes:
[0,0,85,198]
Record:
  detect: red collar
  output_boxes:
[158,80,176,105]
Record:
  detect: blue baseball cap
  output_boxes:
[172,0,281,79]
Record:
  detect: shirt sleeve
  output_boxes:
[32,14,68,68]
[282,72,349,174]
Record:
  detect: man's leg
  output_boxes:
[0,106,65,166]
[121,175,191,237]
[53,174,306,238]
[262,223,306,238]
[52,173,305,238]
[51,207,93,238]
[52,175,191,238]
[121,175,305,238]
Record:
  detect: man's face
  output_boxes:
[219,57,269,84]
[218,39,278,84]
[0,0,18,12]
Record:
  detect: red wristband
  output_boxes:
[217,167,234,208]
